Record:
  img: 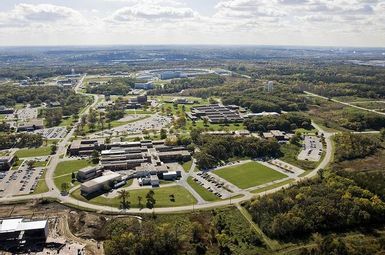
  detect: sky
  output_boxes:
[0,0,384,47]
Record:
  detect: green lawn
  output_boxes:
[213,162,287,189]
[187,177,220,202]
[59,116,75,127]
[33,160,47,168]
[251,179,294,194]
[15,146,51,158]
[182,160,193,172]
[32,169,49,194]
[54,159,93,177]
[53,159,94,189]
[71,185,197,208]
[279,143,320,171]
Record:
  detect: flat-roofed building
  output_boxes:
[77,166,100,182]
[17,119,44,132]
[0,156,15,171]
[189,104,243,124]
[68,139,105,156]
[0,218,48,248]
[80,172,121,195]
[0,106,14,114]
[150,175,160,186]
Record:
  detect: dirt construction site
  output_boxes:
[0,200,120,255]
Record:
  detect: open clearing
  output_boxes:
[214,161,287,189]
[54,159,94,188]
[71,185,197,208]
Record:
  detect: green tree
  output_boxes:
[146,190,156,209]
[91,149,100,164]
[118,190,130,209]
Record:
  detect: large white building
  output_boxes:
[80,172,122,196]
[0,218,48,248]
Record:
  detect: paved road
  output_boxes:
[304,91,385,116]
[0,79,335,214]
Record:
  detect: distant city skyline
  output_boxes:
[0,0,384,47]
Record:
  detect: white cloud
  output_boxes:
[0,0,384,46]
[108,4,197,22]
[0,3,85,28]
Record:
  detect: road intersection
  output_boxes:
[0,76,336,214]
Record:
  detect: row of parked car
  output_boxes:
[195,172,226,198]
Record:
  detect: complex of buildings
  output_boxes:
[73,139,191,195]
[187,104,244,124]
[68,139,106,156]
[263,130,293,142]
[0,218,48,249]
[57,78,77,87]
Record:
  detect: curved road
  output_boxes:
[0,75,335,214]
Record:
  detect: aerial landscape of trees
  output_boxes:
[193,132,280,169]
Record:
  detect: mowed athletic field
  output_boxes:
[213,161,287,189]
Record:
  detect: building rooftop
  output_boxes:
[0,218,47,233]
[81,172,121,188]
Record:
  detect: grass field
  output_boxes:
[32,169,49,194]
[251,179,294,194]
[15,146,51,158]
[33,160,47,168]
[53,159,94,189]
[187,176,220,201]
[71,185,197,208]
[182,160,193,172]
[214,162,287,189]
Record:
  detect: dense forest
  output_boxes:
[101,209,265,255]
[192,131,280,169]
[0,133,43,149]
[246,173,385,239]
[148,74,225,95]
[0,85,89,115]
[244,113,312,133]
[334,133,380,162]
[86,78,135,96]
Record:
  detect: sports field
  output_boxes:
[214,161,287,189]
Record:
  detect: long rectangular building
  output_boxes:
[189,104,243,124]
[0,218,48,248]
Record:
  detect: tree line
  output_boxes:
[192,132,280,169]
[244,113,312,133]
[0,133,43,149]
[245,173,385,239]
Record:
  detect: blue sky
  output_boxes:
[0,0,384,47]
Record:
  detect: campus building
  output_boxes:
[0,106,14,114]
[134,81,154,90]
[80,171,122,196]
[100,140,191,171]
[68,139,106,156]
[17,119,44,132]
[0,156,15,171]
[188,104,244,124]
[0,218,48,249]
[263,130,293,142]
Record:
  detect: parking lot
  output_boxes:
[191,172,233,199]
[91,114,172,137]
[0,163,45,197]
[35,126,67,139]
[298,135,323,162]
[15,106,39,120]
